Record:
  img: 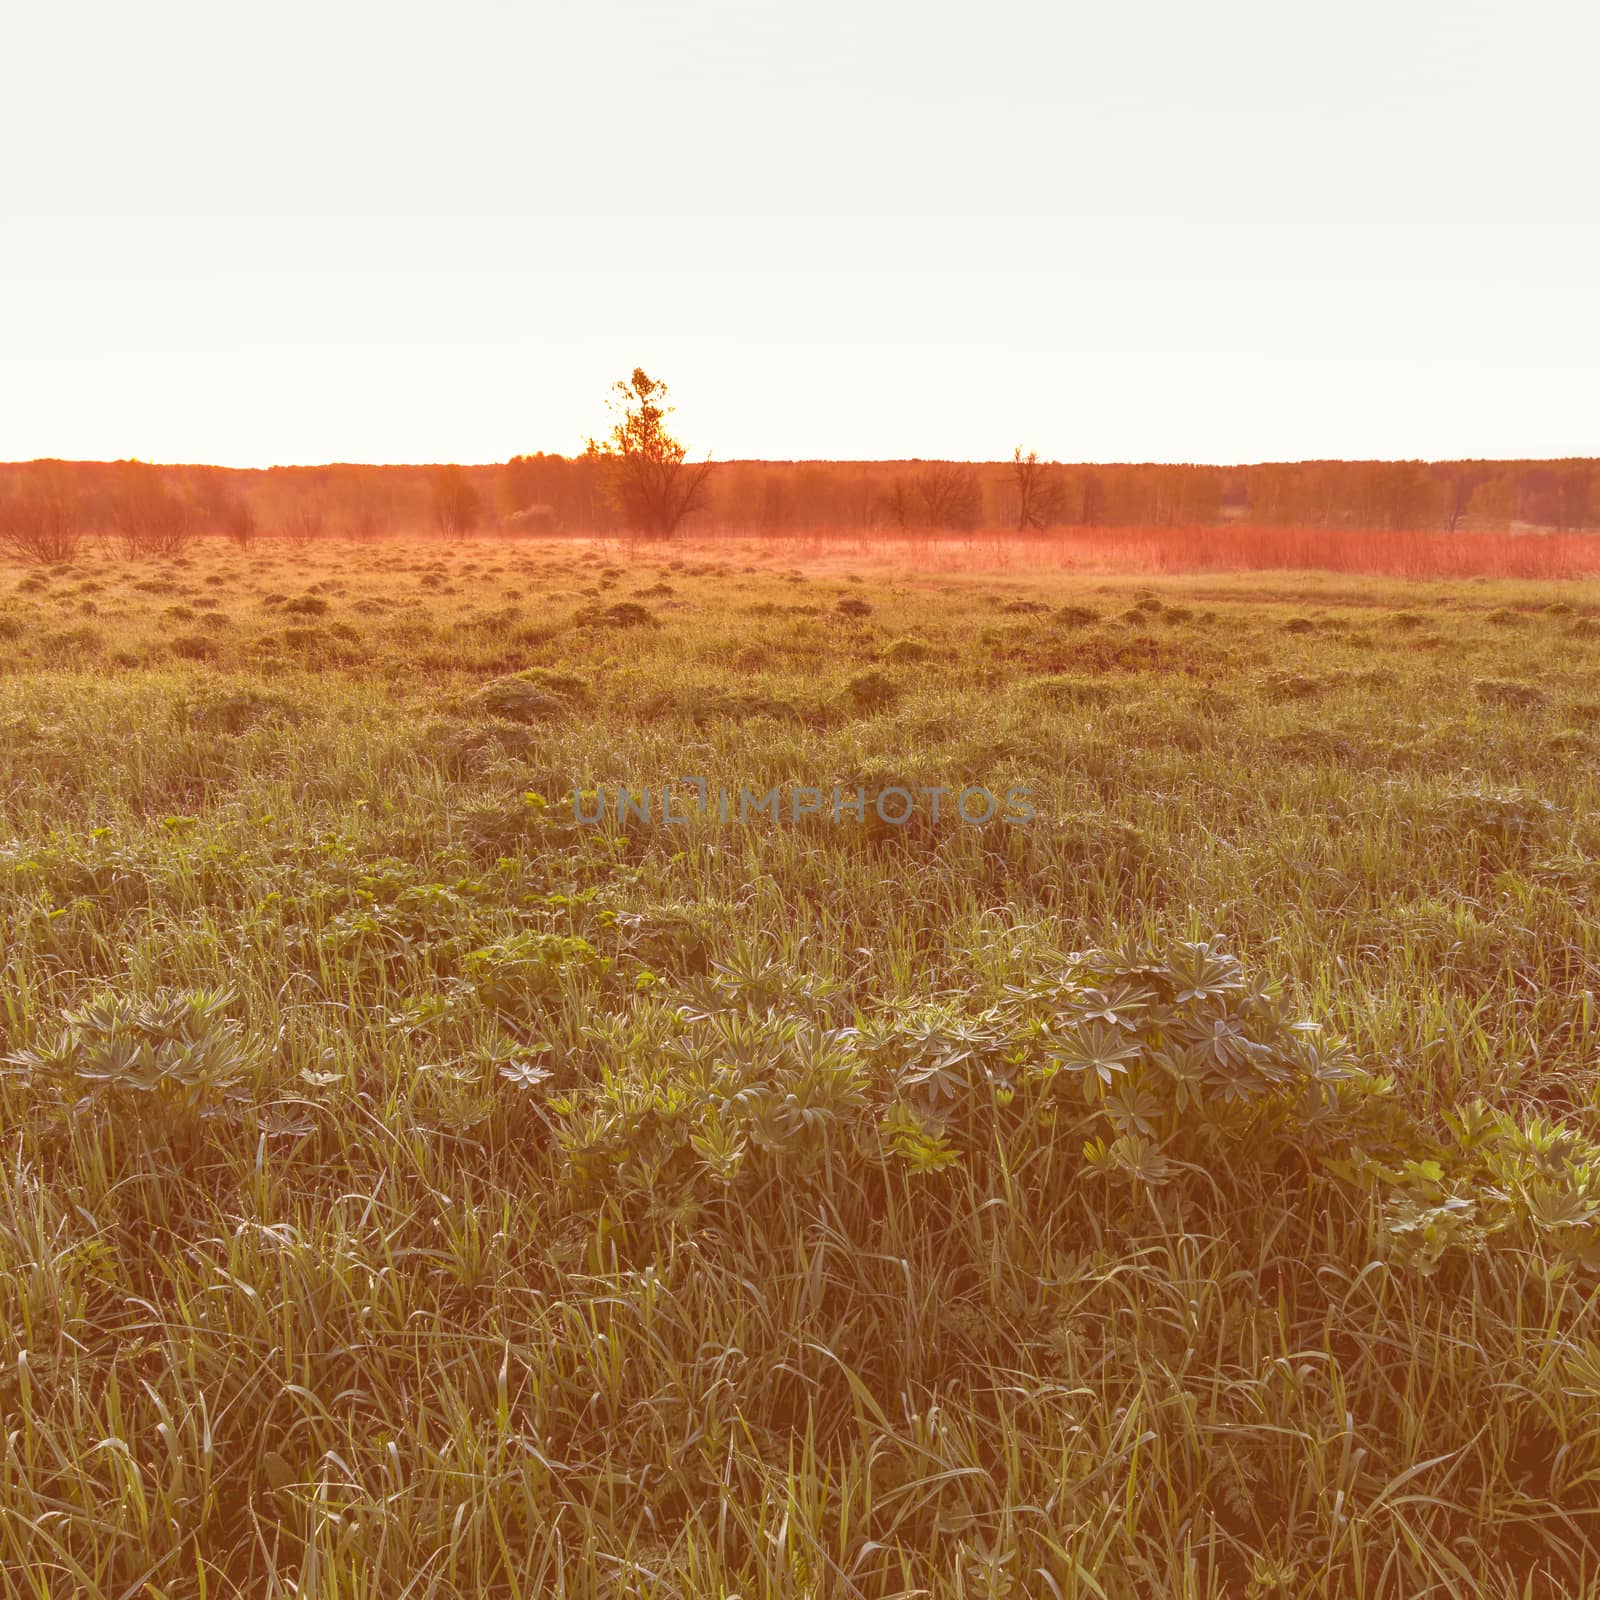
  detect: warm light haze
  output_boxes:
[10,6,1600,1596]
[4,0,1597,466]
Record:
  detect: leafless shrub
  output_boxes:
[110,462,195,558]
[345,505,384,541]
[0,467,84,563]
[192,468,258,547]
[283,504,326,548]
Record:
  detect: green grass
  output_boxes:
[2,537,1600,1596]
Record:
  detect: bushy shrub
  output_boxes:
[7,989,252,1140]
[465,930,612,1021]
[553,938,1370,1223]
[1341,1103,1600,1276]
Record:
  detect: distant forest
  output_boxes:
[2,455,1597,544]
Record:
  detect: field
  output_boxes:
[3,533,1600,1597]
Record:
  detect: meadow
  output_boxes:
[2,531,1600,1597]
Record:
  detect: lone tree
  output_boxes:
[586,368,711,537]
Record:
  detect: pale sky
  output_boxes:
[3,1,1596,467]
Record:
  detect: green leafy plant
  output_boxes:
[465,929,612,1021]
[7,989,252,1130]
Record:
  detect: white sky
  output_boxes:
[3,1,1596,467]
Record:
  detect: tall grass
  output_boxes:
[1,538,1598,1595]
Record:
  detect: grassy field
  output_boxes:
[3,534,1600,1597]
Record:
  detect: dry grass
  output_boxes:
[2,533,1599,1596]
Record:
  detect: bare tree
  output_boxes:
[913,463,982,531]
[1079,470,1106,527]
[1012,446,1062,531]
[878,476,916,532]
[1434,465,1490,534]
[586,368,711,537]
[432,465,482,538]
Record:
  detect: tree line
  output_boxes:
[5,454,1592,558]
[2,370,1595,557]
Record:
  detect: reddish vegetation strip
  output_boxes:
[1074,526,1600,578]
[735,525,1600,579]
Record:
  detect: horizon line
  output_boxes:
[6,452,1598,474]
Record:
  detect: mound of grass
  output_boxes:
[1474,677,1549,712]
[844,667,899,711]
[168,632,222,662]
[645,684,805,725]
[462,671,577,724]
[575,598,656,628]
[1261,669,1326,701]
[180,684,304,734]
[884,635,933,664]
